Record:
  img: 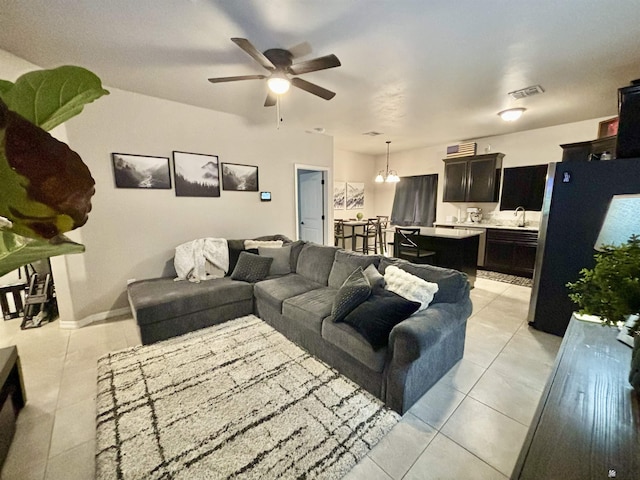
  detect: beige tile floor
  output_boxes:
[0,277,561,479]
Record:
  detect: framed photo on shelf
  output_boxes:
[111,153,171,189]
[172,151,220,197]
[221,163,259,191]
[598,117,619,138]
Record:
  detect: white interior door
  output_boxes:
[298,170,325,244]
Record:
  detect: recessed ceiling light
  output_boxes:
[362,131,384,136]
[498,108,526,121]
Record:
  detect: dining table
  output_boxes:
[341,220,367,252]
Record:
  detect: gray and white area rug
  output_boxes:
[476,269,533,287]
[95,315,400,480]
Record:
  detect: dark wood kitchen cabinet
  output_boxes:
[443,153,504,202]
[484,228,537,277]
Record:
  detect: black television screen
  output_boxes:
[499,164,549,211]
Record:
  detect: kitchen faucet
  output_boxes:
[514,206,526,227]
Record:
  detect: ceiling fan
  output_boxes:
[208,38,341,107]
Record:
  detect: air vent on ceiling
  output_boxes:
[508,85,545,100]
[362,131,384,136]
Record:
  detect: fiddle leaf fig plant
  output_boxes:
[567,234,640,335]
[0,65,109,277]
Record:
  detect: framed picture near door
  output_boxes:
[333,182,346,209]
[346,182,365,210]
[221,163,259,191]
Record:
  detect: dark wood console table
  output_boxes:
[0,346,26,467]
[512,316,639,479]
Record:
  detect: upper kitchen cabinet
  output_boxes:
[443,153,504,202]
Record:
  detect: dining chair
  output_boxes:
[376,216,389,255]
[355,218,379,254]
[334,219,347,248]
[395,227,436,264]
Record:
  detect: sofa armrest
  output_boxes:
[384,285,472,413]
[389,299,471,365]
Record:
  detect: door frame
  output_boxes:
[294,164,331,244]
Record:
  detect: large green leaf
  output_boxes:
[0,80,13,95]
[0,66,109,131]
[0,100,95,239]
[0,230,84,277]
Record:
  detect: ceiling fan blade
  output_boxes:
[287,41,312,59]
[291,78,336,100]
[264,91,277,107]
[208,75,266,83]
[231,38,275,70]
[288,54,341,75]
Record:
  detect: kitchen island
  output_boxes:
[391,227,481,287]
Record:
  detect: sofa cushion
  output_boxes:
[384,266,438,311]
[259,245,292,276]
[363,263,385,293]
[282,287,336,335]
[296,243,338,285]
[226,239,258,276]
[289,240,306,273]
[379,257,468,304]
[128,277,253,326]
[321,319,388,372]
[331,267,371,323]
[341,289,421,350]
[230,252,272,283]
[327,250,382,288]
[253,273,322,311]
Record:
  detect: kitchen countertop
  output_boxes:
[387,227,483,239]
[434,221,539,232]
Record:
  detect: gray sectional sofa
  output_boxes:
[127,235,472,413]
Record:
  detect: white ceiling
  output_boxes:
[1,0,639,155]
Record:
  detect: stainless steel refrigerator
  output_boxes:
[528,158,640,336]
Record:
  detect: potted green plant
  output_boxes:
[567,234,640,392]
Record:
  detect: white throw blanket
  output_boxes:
[174,238,229,283]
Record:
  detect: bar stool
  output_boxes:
[376,216,389,255]
[334,219,348,248]
[395,227,436,264]
[355,218,379,254]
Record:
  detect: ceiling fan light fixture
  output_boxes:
[267,73,291,94]
[498,107,526,122]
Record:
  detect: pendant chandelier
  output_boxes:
[375,140,400,183]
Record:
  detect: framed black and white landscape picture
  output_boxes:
[221,163,259,192]
[173,151,220,197]
[111,153,171,189]
[346,182,365,210]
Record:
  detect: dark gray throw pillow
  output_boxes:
[331,267,372,323]
[363,263,386,293]
[342,289,420,350]
[230,251,273,283]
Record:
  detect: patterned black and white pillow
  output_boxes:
[331,267,372,323]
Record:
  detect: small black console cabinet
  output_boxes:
[0,346,26,468]
[512,317,639,479]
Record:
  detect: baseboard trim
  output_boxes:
[59,306,132,329]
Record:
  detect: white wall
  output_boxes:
[332,149,377,220]
[62,89,332,320]
[370,118,611,225]
[1,49,333,322]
